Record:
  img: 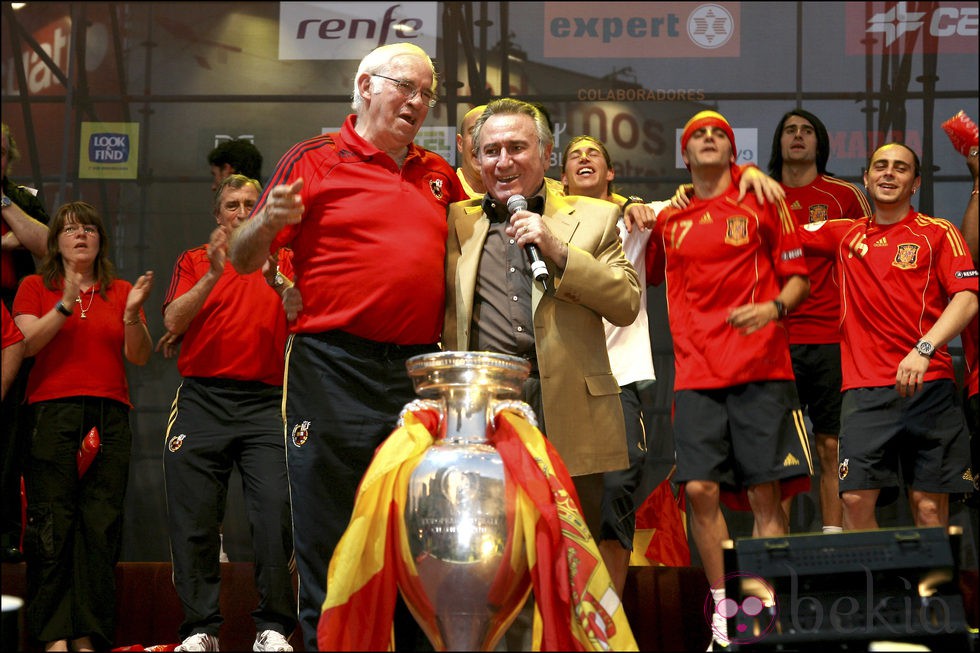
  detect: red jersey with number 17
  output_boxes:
[654,186,808,391]
[783,175,871,344]
[798,210,978,390]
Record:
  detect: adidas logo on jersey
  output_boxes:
[791,201,802,210]
[699,213,713,224]
[873,237,889,247]
[783,453,800,467]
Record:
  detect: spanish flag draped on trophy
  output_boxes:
[318,408,638,651]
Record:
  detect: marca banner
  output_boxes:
[78,122,139,180]
[845,2,978,55]
[279,2,438,60]
[544,2,741,58]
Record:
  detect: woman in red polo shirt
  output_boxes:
[12,201,152,652]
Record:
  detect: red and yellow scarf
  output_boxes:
[318,408,637,651]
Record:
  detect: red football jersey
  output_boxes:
[654,186,808,390]
[783,175,871,344]
[798,210,979,390]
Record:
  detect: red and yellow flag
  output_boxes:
[491,410,638,651]
[630,476,691,567]
[317,409,437,651]
[317,408,638,651]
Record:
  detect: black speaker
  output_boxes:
[717,526,972,651]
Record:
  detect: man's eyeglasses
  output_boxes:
[372,74,437,108]
[61,224,98,236]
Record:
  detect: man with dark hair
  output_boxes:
[767,109,872,533]
[960,146,979,498]
[649,110,812,648]
[207,139,263,191]
[798,142,977,530]
[560,134,665,597]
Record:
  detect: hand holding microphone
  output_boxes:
[506,194,550,285]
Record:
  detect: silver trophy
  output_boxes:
[396,351,536,651]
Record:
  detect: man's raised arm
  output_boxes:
[230,178,304,273]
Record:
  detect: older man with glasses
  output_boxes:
[229,42,467,651]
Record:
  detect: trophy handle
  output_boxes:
[492,400,539,429]
[397,398,443,428]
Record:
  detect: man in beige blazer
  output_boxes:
[443,98,641,538]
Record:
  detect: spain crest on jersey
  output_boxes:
[893,243,920,270]
[808,204,829,223]
[725,215,749,246]
[429,178,444,200]
[291,420,311,447]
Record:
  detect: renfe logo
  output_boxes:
[89,133,130,163]
[279,2,438,61]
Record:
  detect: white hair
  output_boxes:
[350,43,437,113]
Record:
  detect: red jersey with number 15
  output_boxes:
[654,186,808,391]
[798,210,978,390]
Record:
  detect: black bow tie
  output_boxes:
[481,194,545,223]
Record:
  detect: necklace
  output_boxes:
[76,285,96,319]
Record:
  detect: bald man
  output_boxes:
[456,104,487,198]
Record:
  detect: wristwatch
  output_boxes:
[914,340,935,358]
[772,299,788,320]
[0,195,11,209]
[269,271,286,288]
[622,195,645,211]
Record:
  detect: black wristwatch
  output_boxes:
[55,301,73,317]
[914,340,935,358]
[772,299,788,320]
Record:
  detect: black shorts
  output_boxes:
[837,380,974,496]
[966,390,979,491]
[674,381,812,490]
[791,343,843,436]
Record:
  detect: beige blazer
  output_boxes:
[443,188,640,476]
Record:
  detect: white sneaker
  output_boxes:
[176,632,220,651]
[708,611,730,650]
[253,630,293,652]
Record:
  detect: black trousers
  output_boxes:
[24,397,130,648]
[164,377,296,639]
[284,331,437,651]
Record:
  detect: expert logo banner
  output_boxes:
[279,2,437,61]
[545,2,741,58]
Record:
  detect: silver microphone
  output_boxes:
[506,194,549,285]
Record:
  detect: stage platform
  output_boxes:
[1,563,976,651]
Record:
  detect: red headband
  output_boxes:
[681,110,736,152]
